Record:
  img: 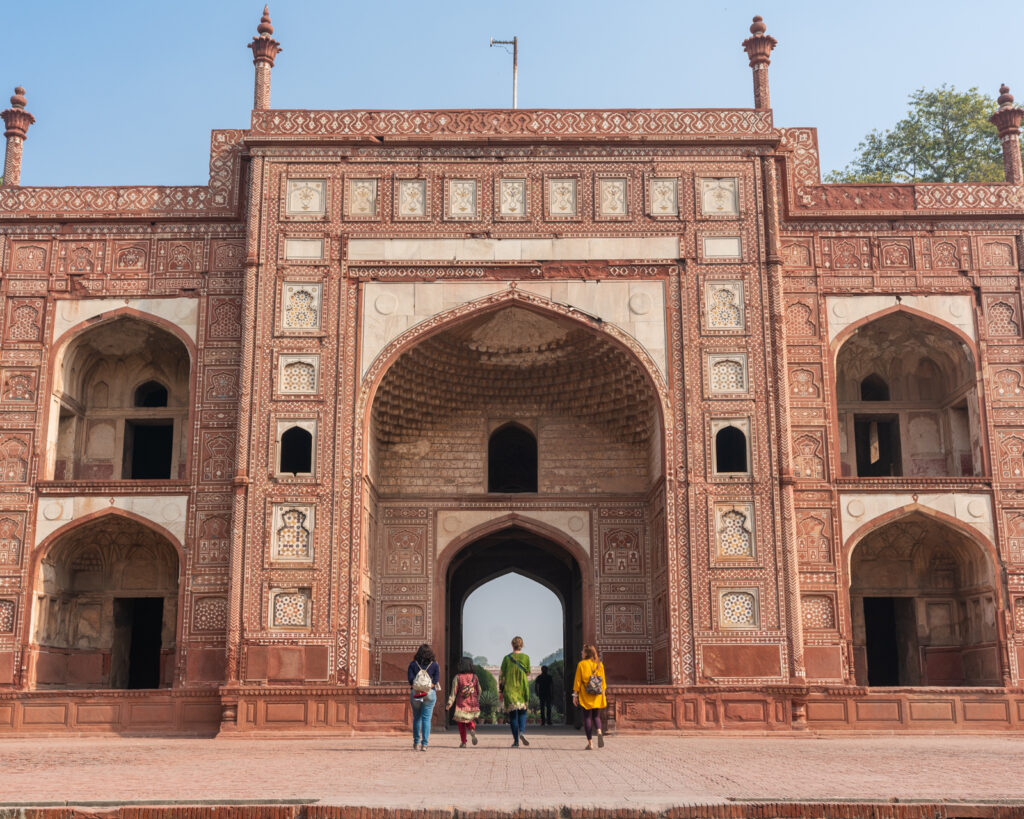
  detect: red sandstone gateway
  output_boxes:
[0,10,1022,735]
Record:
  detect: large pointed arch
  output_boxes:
[829,303,977,360]
[25,509,183,690]
[844,506,1007,687]
[438,518,592,720]
[43,310,195,482]
[832,307,984,479]
[357,286,671,429]
[351,286,674,687]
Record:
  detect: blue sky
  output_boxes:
[3,1,1021,186]
[463,573,562,666]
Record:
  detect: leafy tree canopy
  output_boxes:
[474,664,498,695]
[825,86,1005,184]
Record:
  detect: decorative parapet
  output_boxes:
[247,108,777,142]
[778,127,1024,217]
[0,129,245,220]
[0,112,1018,221]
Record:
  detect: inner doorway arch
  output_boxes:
[444,525,586,723]
[848,511,1002,686]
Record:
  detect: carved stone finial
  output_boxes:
[1,86,35,184]
[248,6,282,109]
[741,15,777,108]
[990,82,1024,183]
[257,5,274,36]
[742,14,777,66]
[998,83,1015,110]
[2,86,35,139]
[249,5,282,67]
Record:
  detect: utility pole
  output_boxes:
[489,36,518,109]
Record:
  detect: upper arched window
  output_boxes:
[134,380,168,407]
[860,374,890,402]
[488,424,538,493]
[714,425,748,474]
[280,426,313,475]
[836,312,979,478]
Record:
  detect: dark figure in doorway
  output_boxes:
[536,665,553,725]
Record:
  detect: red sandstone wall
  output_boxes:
[0,111,1022,734]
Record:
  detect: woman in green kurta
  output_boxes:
[499,635,531,748]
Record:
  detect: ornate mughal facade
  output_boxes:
[1,12,1024,734]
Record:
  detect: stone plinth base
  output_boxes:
[0,689,221,735]
[2,684,1024,735]
[611,684,1024,732]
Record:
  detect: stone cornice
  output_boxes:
[246,108,779,143]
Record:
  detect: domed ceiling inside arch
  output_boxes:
[371,306,658,446]
[835,312,973,399]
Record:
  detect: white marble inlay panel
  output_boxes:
[548,178,577,216]
[448,179,478,218]
[649,178,678,216]
[838,492,993,555]
[398,180,427,217]
[703,236,742,259]
[599,178,627,216]
[286,180,326,215]
[348,179,378,217]
[436,510,590,558]
[700,178,739,216]
[284,238,324,260]
[35,495,189,547]
[499,179,527,216]
[360,280,667,380]
[54,298,198,343]
[348,236,678,262]
[825,295,976,342]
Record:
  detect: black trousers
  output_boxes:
[538,696,552,724]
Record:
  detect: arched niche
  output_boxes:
[30,514,180,690]
[488,422,538,493]
[848,512,1000,686]
[445,526,583,721]
[48,318,191,481]
[835,312,980,478]
[714,425,748,474]
[367,305,664,496]
[361,300,669,687]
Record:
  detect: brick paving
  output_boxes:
[2,726,1024,812]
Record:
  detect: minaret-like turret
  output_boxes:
[1,87,35,186]
[248,6,282,110]
[990,84,1023,184]
[741,16,777,110]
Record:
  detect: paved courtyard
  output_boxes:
[2,727,1024,812]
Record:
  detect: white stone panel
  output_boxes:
[55,298,198,344]
[702,236,742,258]
[839,492,993,555]
[436,510,590,558]
[348,237,678,262]
[359,280,667,380]
[284,238,324,260]
[825,295,976,342]
[498,179,527,216]
[35,495,189,548]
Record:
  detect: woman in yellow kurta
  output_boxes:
[572,643,607,749]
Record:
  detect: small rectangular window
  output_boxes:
[854,415,901,477]
[123,420,173,479]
